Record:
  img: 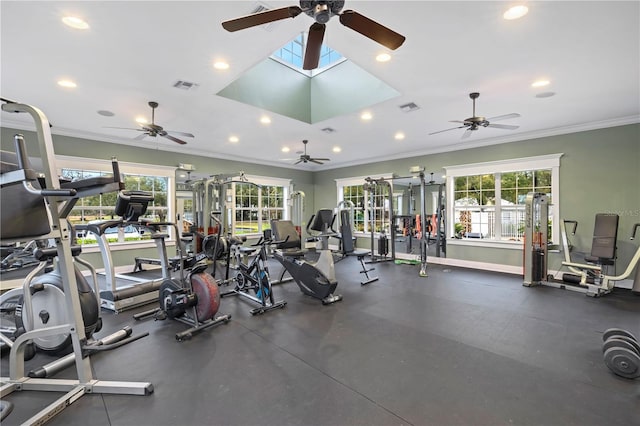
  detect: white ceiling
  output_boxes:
[1,1,638,171]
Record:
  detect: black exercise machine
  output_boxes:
[78,190,173,313]
[270,218,342,305]
[220,232,287,315]
[133,217,231,341]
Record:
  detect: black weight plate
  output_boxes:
[603,328,638,343]
[603,347,640,379]
[603,338,639,356]
[614,335,640,356]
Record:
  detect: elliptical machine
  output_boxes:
[134,218,231,341]
[271,211,343,305]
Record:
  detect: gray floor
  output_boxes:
[2,259,639,426]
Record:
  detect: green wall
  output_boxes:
[313,124,640,271]
[2,123,639,275]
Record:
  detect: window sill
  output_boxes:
[447,238,524,250]
[447,239,560,252]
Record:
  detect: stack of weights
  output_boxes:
[602,328,640,379]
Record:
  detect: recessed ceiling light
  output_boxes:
[213,61,229,70]
[531,79,550,88]
[376,53,391,62]
[395,132,405,140]
[260,116,271,124]
[503,5,528,20]
[62,16,89,30]
[135,117,148,124]
[332,146,342,153]
[361,112,372,121]
[281,146,290,153]
[57,79,77,88]
[229,136,239,143]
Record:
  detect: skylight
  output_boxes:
[272,33,344,75]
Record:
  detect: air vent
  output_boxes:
[173,80,199,91]
[399,102,420,112]
[251,3,269,14]
[321,127,336,133]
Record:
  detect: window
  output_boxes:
[341,184,366,232]
[336,175,393,235]
[272,33,345,75]
[230,175,290,236]
[445,154,562,244]
[56,156,175,245]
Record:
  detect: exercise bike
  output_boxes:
[270,214,343,305]
[220,232,287,315]
[134,222,231,341]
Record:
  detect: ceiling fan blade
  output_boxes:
[166,130,195,138]
[104,126,144,131]
[428,125,467,136]
[311,158,330,162]
[294,159,303,165]
[487,123,519,130]
[461,129,473,139]
[448,120,467,124]
[339,10,406,50]
[486,113,520,122]
[163,134,188,145]
[310,159,324,165]
[222,6,303,32]
[134,133,148,140]
[303,23,325,70]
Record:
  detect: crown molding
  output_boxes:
[2,115,638,173]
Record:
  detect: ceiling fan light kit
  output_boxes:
[221,0,405,71]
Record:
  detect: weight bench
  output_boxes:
[339,210,378,285]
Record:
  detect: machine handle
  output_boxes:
[631,223,640,240]
[564,220,578,235]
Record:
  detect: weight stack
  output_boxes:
[532,249,545,282]
[378,234,388,256]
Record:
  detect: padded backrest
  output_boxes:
[309,209,334,232]
[1,150,51,239]
[339,210,355,254]
[590,213,618,260]
[270,220,301,250]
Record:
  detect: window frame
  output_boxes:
[444,154,563,247]
[56,155,176,246]
[229,174,290,237]
[336,174,394,236]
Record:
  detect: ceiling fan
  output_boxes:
[106,101,194,145]
[221,1,405,70]
[429,93,520,139]
[295,140,330,165]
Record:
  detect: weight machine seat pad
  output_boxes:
[589,214,619,261]
[1,151,51,239]
[348,249,370,258]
